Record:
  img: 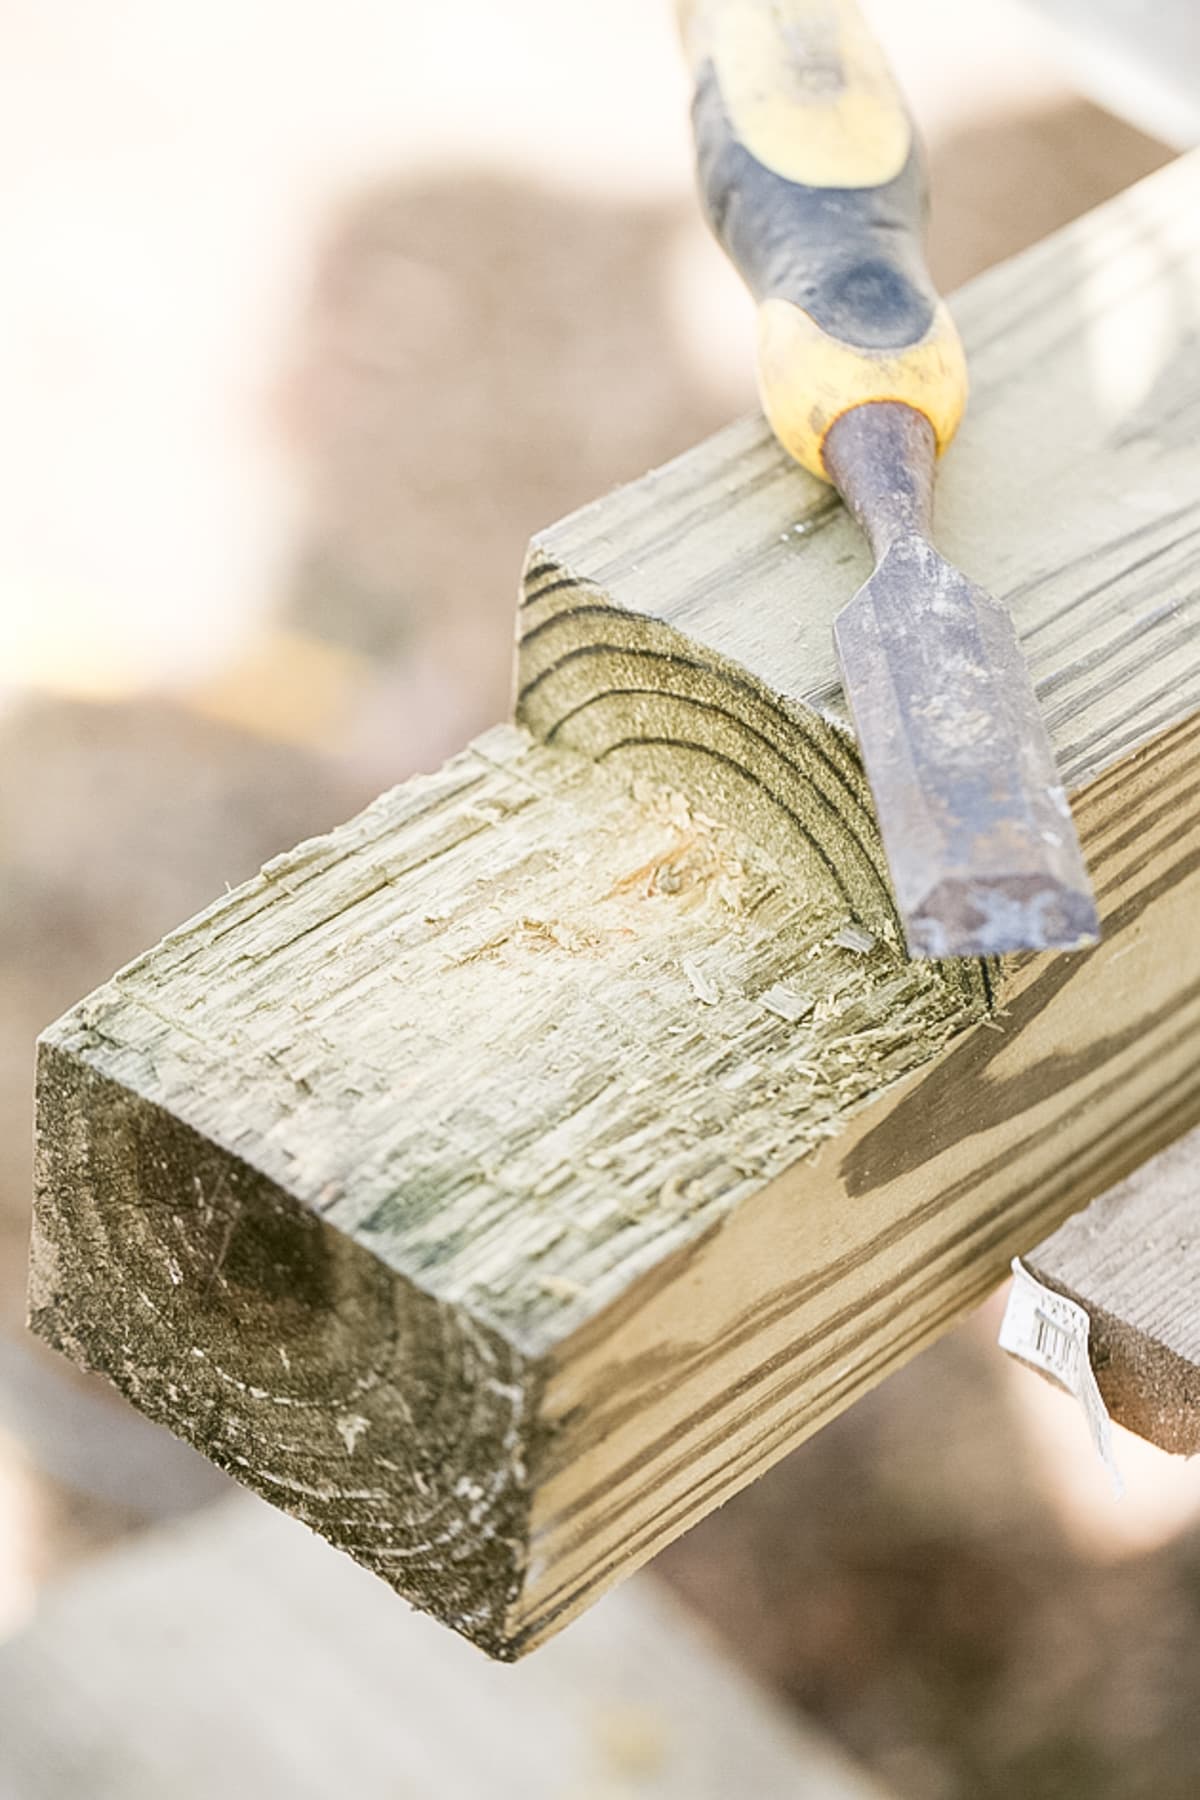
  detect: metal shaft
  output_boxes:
[822,401,936,558]
[824,401,1100,960]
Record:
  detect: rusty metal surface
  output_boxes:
[824,402,1099,960]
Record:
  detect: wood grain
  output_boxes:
[30,150,1200,1656]
[1028,1130,1200,1454]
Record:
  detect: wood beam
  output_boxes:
[30,149,1200,1657]
[1027,1130,1200,1455]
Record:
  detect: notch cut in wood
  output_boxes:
[30,148,1200,1657]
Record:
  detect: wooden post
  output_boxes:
[31,150,1200,1657]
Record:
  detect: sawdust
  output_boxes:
[452,914,624,966]
[605,780,746,913]
[452,780,747,972]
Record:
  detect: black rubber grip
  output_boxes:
[692,60,938,353]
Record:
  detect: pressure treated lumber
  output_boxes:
[33,729,985,1654]
[1027,1130,1200,1455]
[30,149,1200,1658]
[0,1497,894,1800]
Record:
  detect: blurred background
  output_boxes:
[2,1,1200,1795]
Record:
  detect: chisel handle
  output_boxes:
[681,0,968,480]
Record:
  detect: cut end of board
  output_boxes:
[29,1034,539,1660]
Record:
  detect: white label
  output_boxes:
[999,1258,1123,1498]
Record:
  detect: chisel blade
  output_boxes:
[833,540,1100,960]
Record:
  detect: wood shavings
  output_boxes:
[832,923,878,953]
[760,983,815,1023]
[681,958,718,1005]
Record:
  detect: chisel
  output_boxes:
[680,0,1099,959]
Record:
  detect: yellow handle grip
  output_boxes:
[682,0,968,479]
[681,0,912,189]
